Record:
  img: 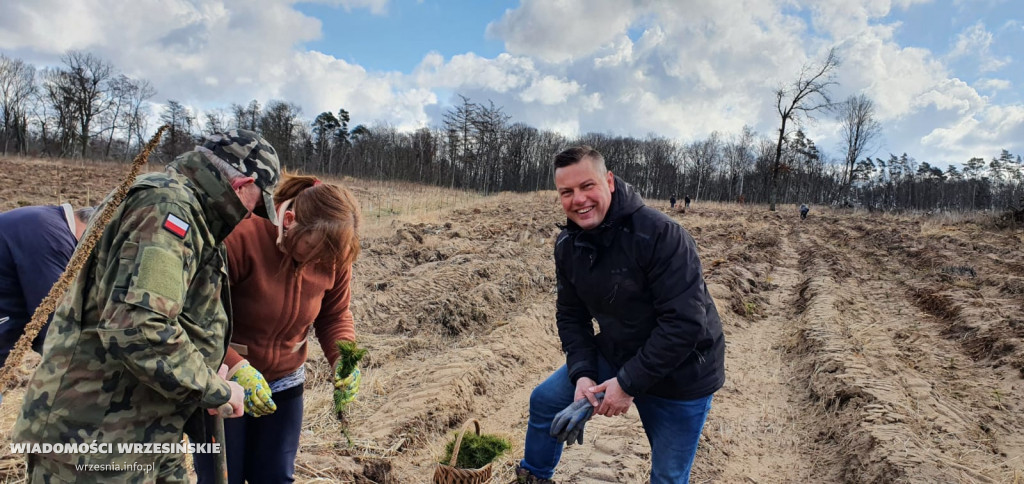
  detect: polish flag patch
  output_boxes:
[163,213,190,239]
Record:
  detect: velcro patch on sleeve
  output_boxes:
[128,245,185,318]
[163,213,190,239]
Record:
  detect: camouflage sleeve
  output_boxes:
[97,201,232,408]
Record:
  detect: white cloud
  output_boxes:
[468,0,1022,164]
[947,21,1011,72]
[485,0,642,63]
[0,0,429,130]
[519,76,581,105]
[914,79,986,114]
[413,52,535,93]
[921,103,1024,157]
[278,51,437,131]
[581,93,603,112]
[593,36,634,69]
[808,0,905,39]
[1000,19,1021,31]
[0,0,1021,169]
[831,25,948,120]
[975,78,1012,91]
[892,0,932,7]
[304,0,391,16]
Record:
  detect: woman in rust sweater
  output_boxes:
[195,174,361,484]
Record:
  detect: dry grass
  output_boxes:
[338,177,484,228]
[5,156,1024,482]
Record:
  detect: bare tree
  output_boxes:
[28,85,54,155]
[837,93,881,203]
[686,131,721,202]
[769,48,839,211]
[725,125,756,201]
[61,51,114,158]
[0,54,37,155]
[203,108,230,135]
[160,100,196,159]
[311,111,340,171]
[100,74,148,158]
[232,99,261,131]
[443,95,478,188]
[41,67,79,157]
[470,100,510,194]
[122,79,155,160]
[260,100,302,168]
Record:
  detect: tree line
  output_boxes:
[1,50,1021,212]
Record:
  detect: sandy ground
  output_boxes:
[1,157,1023,483]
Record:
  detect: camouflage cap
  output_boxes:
[203,129,281,224]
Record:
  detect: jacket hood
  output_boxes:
[169,151,250,243]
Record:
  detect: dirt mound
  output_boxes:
[355,213,555,339]
[784,212,1024,483]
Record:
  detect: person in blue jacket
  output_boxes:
[0,203,95,366]
[515,146,725,484]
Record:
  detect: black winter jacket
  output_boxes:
[555,177,725,400]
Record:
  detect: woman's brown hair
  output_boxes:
[274,173,361,269]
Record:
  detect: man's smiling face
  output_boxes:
[555,157,615,231]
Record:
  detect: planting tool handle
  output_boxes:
[448,419,481,467]
[212,414,228,484]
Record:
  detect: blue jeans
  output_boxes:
[194,385,304,484]
[520,357,713,483]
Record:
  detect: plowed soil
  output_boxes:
[1,157,1023,483]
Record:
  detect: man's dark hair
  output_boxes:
[75,206,98,224]
[554,145,607,171]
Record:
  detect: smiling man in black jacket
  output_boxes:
[515,146,725,484]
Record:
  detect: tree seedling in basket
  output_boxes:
[440,431,510,470]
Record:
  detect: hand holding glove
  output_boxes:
[333,364,361,412]
[550,392,605,446]
[332,340,367,419]
[231,361,277,417]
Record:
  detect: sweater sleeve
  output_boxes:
[222,222,253,377]
[313,263,356,369]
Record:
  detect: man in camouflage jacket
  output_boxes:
[13,130,281,483]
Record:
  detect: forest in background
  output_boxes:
[1,51,1022,212]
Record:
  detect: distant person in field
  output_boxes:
[193,174,362,484]
[684,194,691,208]
[13,129,281,482]
[515,146,725,484]
[800,203,810,220]
[0,204,95,367]
[670,195,677,209]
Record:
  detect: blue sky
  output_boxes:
[1,0,1022,167]
[295,0,508,71]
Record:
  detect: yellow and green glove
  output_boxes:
[333,340,367,418]
[334,365,361,406]
[231,361,277,417]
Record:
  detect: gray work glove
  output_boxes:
[550,392,605,446]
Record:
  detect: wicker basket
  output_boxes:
[432,419,494,484]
